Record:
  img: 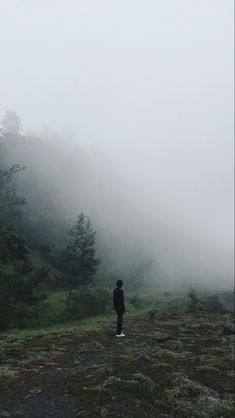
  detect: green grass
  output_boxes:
[35,287,170,327]
[0,288,175,340]
[10,286,232,341]
[0,287,191,340]
[0,306,155,341]
[0,313,112,340]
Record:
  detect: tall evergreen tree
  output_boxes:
[62,213,101,308]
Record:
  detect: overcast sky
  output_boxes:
[0,0,234,286]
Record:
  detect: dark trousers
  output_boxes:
[116,309,123,335]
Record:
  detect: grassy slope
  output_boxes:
[0,288,183,338]
[1,287,234,339]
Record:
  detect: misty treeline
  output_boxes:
[0,111,151,330]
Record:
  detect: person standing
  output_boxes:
[113,279,125,337]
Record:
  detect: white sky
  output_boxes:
[0,0,234,286]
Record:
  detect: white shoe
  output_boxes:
[116,332,125,337]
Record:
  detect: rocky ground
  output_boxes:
[0,312,234,418]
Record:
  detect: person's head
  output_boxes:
[116,279,123,288]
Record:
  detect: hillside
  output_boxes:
[0,311,234,418]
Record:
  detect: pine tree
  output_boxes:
[187,287,199,312]
[62,213,101,308]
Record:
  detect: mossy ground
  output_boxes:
[0,311,234,417]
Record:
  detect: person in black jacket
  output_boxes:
[113,279,125,337]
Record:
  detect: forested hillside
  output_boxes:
[0,111,155,331]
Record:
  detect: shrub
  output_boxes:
[202,295,226,314]
[129,294,144,309]
[148,309,157,321]
[163,291,170,297]
[187,287,199,313]
[70,287,112,318]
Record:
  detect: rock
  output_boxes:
[103,376,142,391]
[223,322,235,335]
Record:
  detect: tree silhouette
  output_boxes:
[62,213,101,308]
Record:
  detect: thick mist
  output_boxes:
[0,0,234,288]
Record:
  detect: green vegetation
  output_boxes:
[0,113,106,331]
[187,286,200,312]
[61,213,101,309]
[0,111,234,336]
[0,287,184,340]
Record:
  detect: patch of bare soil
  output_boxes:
[0,313,234,417]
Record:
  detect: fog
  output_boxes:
[0,0,234,288]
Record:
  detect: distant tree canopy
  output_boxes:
[0,110,22,137]
[0,164,26,228]
[0,164,43,330]
[62,213,101,306]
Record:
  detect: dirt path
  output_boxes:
[0,313,234,417]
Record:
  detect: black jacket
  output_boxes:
[113,287,125,312]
